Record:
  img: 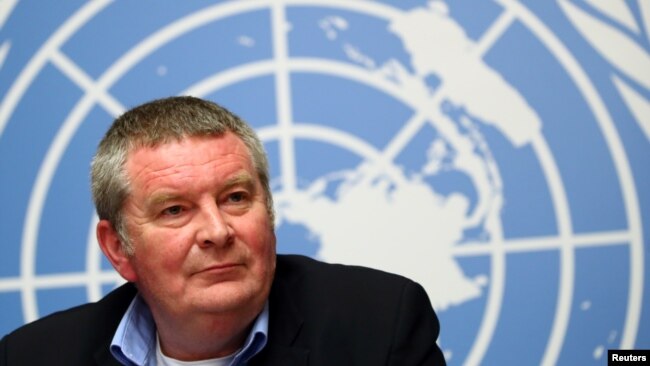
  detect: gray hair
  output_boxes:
[91,96,273,254]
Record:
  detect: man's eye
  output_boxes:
[162,205,183,215]
[228,192,246,203]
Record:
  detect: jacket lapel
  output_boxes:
[249,257,309,365]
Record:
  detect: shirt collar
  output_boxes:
[110,294,155,365]
[110,294,269,366]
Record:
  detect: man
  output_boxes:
[0,96,445,365]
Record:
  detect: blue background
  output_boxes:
[0,1,648,364]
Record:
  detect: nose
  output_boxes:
[195,202,233,248]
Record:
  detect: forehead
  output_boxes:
[124,133,254,185]
[129,131,249,159]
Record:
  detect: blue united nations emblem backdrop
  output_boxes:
[1,0,649,364]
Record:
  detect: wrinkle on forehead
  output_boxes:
[129,153,248,184]
[125,134,252,188]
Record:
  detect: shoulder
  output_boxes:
[269,255,444,364]
[0,283,136,364]
[276,254,414,290]
[274,254,433,323]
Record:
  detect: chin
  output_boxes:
[192,284,266,314]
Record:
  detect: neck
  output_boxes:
[153,308,260,361]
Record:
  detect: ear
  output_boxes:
[97,219,138,282]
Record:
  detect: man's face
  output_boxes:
[114,133,275,318]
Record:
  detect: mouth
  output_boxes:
[194,263,242,276]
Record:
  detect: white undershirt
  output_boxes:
[155,333,239,366]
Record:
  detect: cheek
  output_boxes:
[253,226,276,273]
[242,216,274,249]
[235,215,275,263]
[134,229,193,270]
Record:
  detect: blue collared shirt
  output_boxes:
[110,294,269,366]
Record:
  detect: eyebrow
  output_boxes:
[147,193,182,208]
[145,172,257,208]
[223,172,256,192]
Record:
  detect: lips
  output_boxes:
[194,263,242,276]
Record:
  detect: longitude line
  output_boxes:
[460,7,517,366]
[271,2,297,192]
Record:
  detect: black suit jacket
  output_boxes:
[0,255,445,365]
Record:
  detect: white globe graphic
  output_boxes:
[0,1,646,365]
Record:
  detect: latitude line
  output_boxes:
[0,271,122,292]
[452,229,632,256]
[1,228,630,293]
